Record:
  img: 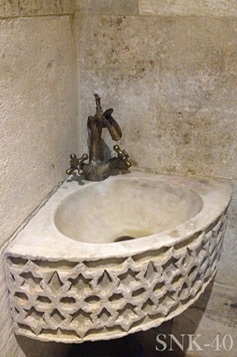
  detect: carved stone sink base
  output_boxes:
[4,171,232,343]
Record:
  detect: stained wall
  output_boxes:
[1,0,237,355]
[0,1,77,356]
[75,1,237,354]
[75,0,237,277]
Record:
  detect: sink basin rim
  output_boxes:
[4,169,233,344]
[53,175,204,244]
[5,170,233,261]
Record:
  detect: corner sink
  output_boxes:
[54,178,203,244]
[5,170,232,343]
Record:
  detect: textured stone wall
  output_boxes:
[0,2,77,357]
[0,0,74,17]
[74,1,237,352]
[1,0,237,354]
[139,0,237,18]
[76,15,237,180]
[75,0,138,15]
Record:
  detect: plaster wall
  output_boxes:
[0,2,77,356]
[74,0,237,353]
[1,0,237,355]
[76,14,237,180]
[75,1,237,280]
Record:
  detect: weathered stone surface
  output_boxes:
[0,2,236,353]
[5,171,232,342]
[69,279,237,356]
[172,281,237,356]
[216,180,237,286]
[0,245,70,357]
[139,0,237,18]
[0,16,78,248]
[0,0,74,18]
[75,0,138,15]
[76,15,237,180]
[0,14,77,357]
[0,13,77,357]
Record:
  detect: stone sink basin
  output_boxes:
[5,170,232,343]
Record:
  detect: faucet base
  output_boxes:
[66,95,131,181]
[83,161,112,181]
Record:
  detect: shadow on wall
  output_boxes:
[67,281,213,357]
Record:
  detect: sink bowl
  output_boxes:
[55,178,203,244]
[5,170,232,343]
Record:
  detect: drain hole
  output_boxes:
[114,236,135,243]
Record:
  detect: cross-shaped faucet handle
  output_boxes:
[66,153,88,175]
[113,145,131,168]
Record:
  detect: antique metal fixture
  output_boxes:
[66,94,131,181]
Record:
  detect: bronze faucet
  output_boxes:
[66,94,131,181]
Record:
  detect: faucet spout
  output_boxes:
[102,108,122,141]
[66,94,131,181]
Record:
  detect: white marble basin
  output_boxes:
[55,178,203,244]
[5,170,232,343]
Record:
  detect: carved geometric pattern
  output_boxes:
[5,212,227,343]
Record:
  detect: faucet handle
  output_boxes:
[66,153,88,175]
[113,145,132,168]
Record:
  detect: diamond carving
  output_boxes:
[5,212,227,343]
